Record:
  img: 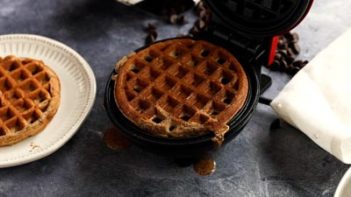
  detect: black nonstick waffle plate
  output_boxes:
[205,0,313,37]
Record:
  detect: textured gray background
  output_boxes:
[0,0,351,196]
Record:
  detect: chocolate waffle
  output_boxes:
[0,56,60,146]
[114,38,248,143]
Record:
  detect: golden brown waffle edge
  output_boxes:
[114,38,248,144]
[0,55,60,146]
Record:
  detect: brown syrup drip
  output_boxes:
[104,127,131,151]
[193,156,216,176]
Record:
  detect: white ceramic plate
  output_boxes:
[0,34,96,168]
[335,168,351,197]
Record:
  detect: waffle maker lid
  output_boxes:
[204,0,313,37]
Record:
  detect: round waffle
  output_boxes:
[114,38,248,143]
[0,56,60,146]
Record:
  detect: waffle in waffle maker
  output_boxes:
[105,0,314,157]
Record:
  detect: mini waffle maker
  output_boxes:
[105,0,314,158]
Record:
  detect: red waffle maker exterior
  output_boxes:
[105,0,314,158]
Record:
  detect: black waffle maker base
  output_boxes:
[105,0,313,158]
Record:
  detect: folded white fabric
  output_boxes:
[271,28,351,164]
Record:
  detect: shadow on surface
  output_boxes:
[261,122,348,196]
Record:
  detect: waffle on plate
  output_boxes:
[114,38,248,143]
[0,56,60,146]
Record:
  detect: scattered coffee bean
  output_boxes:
[169,14,178,24]
[288,58,296,65]
[279,49,288,57]
[284,33,294,42]
[197,20,206,29]
[195,1,206,15]
[168,14,186,25]
[176,15,186,25]
[199,10,207,18]
[292,60,309,69]
[284,32,299,43]
[144,22,158,45]
[270,60,281,71]
[289,42,301,54]
[144,23,156,33]
[281,59,289,70]
[302,60,309,66]
[286,52,296,65]
[292,60,304,68]
[189,1,211,36]
[278,39,287,49]
[287,67,300,75]
[291,32,299,43]
[275,53,282,61]
[145,31,158,45]
[190,26,200,35]
[142,0,192,44]
[267,32,309,76]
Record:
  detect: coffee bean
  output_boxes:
[190,26,200,35]
[145,31,158,45]
[195,2,206,15]
[292,60,304,68]
[270,60,281,71]
[302,60,309,67]
[191,0,211,35]
[199,10,207,18]
[284,32,295,43]
[278,50,288,59]
[176,15,186,25]
[289,43,301,55]
[143,22,158,45]
[195,19,206,29]
[169,14,178,24]
[287,48,297,59]
[286,56,295,65]
[144,23,156,33]
[291,32,300,43]
[267,31,309,76]
[281,59,289,70]
[293,60,309,69]
[287,67,300,75]
[278,41,287,49]
[275,53,283,61]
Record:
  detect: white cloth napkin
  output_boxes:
[271,28,351,164]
